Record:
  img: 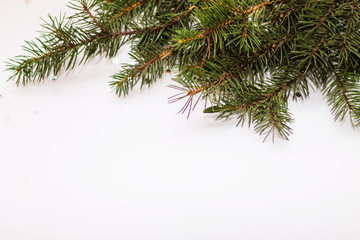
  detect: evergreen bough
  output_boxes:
[6,0,360,141]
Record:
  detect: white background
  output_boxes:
[1,1,360,239]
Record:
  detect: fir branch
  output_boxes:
[117,48,175,88]
[162,6,196,28]
[7,0,360,141]
[178,0,280,44]
[309,29,328,58]
[317,0,336,27]
[203,70,305,140]
[255,102,293,142]
[178,20,232,43]
[325,62,360,126]
[111,47,175,96]
[53,27,73,45]
[109,5,196,37]
[231,72,306,111]
[173,33,298,103]
[169,33,298,119]
[81,0,107,33]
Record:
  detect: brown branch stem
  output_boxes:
[81,3,107,33]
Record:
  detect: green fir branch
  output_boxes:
[6,0,360,141]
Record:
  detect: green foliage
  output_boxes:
[6,0,360,141]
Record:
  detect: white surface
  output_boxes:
[1,1,360,239]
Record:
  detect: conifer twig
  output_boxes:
[81,1,107,33]
[7,0,360,141]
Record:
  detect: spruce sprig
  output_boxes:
[6,0,360,141]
